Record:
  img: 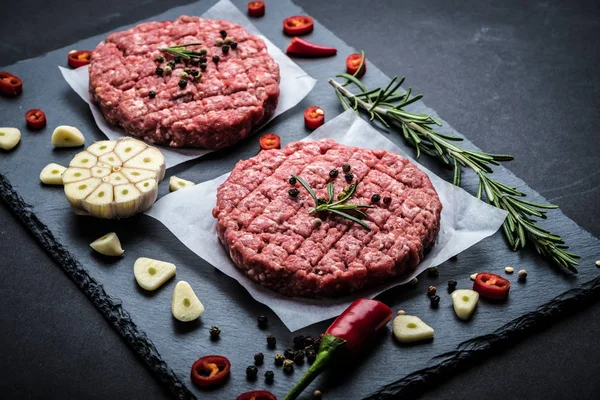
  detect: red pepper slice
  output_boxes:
[284,299,392,400]
[303,106,325,130]
[68,50,92,69]
[473,272,511,300]
[0,71,23,97]
[346,53,367,78]
[190,355,231,388]
[259,133,281,150]
[247,1,265,17]
[283,16,314,36]
[237,390,277,400]
[25,109,47,130]
[286,37,337,57]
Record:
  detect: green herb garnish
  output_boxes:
[159,43,204,59]
[328,58,579,272]
[292,175,374,230]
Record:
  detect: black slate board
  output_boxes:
[1,0,600,399]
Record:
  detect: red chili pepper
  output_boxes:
[237,390,277,400]
[68,50,92,68]
[284,299,392,400]
[346,53,367,78]
[286,37,337,57]
[0,71,23,97]
[283,16,314,36]
[25,109,47,129]
[303,106,325,130]
[259,133,281,150]
[473,272,511,300]
[190,355,231,388]
[247,1,265,17]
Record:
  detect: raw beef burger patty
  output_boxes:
[89,16,280,149]
[213,139,443,297]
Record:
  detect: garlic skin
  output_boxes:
[62,138,165,218]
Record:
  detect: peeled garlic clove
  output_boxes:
[51,125,85,147]
[62,138,165,218]
[134,257,176,291]
[172,281,204,321]
[0,127,21,150]
[90,232,124,256]
[393,314,434,343]
[169,176,195,192]
[40,163,67,185]
[451,289,479,320]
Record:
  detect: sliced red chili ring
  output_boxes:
[0,71,23,97]
[304,106,325,131]
[473,272,511,300]
[259,133,281,150]
[190,355,231,388]
[25,109,47,129]
[283,15,314,36]
[346,53,367,78]
[247,1,265,17]
[236,390,278,400]
[68,50,92,69]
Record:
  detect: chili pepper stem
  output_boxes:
[283,334,346,400]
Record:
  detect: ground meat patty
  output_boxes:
[212,139,443,298]
[89,16,280,149]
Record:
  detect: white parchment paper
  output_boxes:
[146,110,507,331]
[59,0,316,168]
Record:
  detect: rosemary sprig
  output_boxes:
[292,175,375,230]
[328,68,580,272]
[159,42,204,59]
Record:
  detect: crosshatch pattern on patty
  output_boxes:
[213,139,443,297]
[89,16,280,149]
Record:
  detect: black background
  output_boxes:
[1,0,599,399]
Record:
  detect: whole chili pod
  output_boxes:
[286,37,337,57]
[283,298,392,400]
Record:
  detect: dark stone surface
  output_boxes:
[1,0,599,399]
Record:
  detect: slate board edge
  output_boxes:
[0,175,196,400]
[3,168,600,400]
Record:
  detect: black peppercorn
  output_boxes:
[371,193,381,203]
[274,353,285,366]
[230,41,238,50]
[427,285,437,297]
[342,162,351,173]
[254,352,264,365]
[329,169,339,178]
[266,334,277,349]
[148,91,156,99]
[306,349,317,364]
[303,336,314,347]
[264,370,275,384]
[155,67,164,76]
[220,29,227,38]
[190,69,198,77]
[294,351,305,365]
[155,55,164,63]
[212,55,220,63]
[199,63,207,71]
[257,315,268,329]
[174,55,181,63]
[383,196,392,204]
[430,295,441,308]
[190,58,199,66]
[289,188,300,197]
[284,348,295,360]
[447,279,457,292]
[200,48,208,55]
[222,45,230,54]
[427,266,439,277]
[289,176,297,185]
[283,359,294,374]
[317,198,327,205]
[246,365,258,380]
[293,335,305,349]
[183,67,191,73]
[209,326,220,340]
[344,173,354,182]
[199,55,207,63]
[313,335,322,349]
[178,79,187,89]
[167,61,175,69]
